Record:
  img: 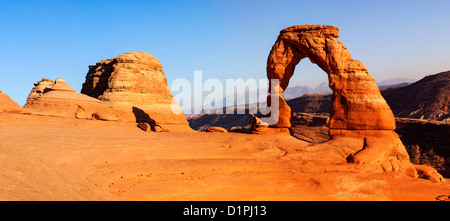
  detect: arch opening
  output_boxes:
[282,57,331,101]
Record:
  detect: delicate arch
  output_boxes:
[266,25,396,131]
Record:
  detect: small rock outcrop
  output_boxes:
[248,114,275,134]
[24,77,119,120]
[436,195,450,201]
[228,126,249,133]
[205,126,228,133]
[137,122,165,132]
[81,52,192,132]
[137,122,152,132]
[414,164,445,183]
[0,90,22,113]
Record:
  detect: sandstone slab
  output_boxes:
[0,90,22,113]
[24,78,119,120]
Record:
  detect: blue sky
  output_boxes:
[1,0,450,106]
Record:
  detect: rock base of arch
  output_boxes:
[330,129,427,180]
[334,129,445,182]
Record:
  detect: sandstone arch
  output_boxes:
[266,25,395,130]
[264,25,447,181]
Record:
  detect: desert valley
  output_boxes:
[0,24,449,203]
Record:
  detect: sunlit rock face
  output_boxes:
[24,77,119,120]
[0,90,22,113]
[266,24,395,130]
[263,25,445,180]
[81,52,192,131]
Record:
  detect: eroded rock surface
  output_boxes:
[81,52,192,132]
[26,78,54,103]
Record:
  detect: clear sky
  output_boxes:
[1,0,450,106]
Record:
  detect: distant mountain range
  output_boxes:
[280,77,416,100]
[185,77,417,114]
[283,82,331,100]
[381,71,449,121]
[376,77,416,88]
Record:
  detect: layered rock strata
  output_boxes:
[26,78,55,103]
[81,52,192,132]
[24,77,119,120]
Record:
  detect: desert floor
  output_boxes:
[0,112,448,201]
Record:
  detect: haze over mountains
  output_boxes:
[283,82,331,100]
[283,77,416,100]
[376,77,416,88]
[381,71,450,121]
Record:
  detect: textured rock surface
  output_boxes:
[24,78,119,120]
[137,122,152,132]
[414,164,446,183]
[0,90,22,113]
[26,78,55,103]
[344,131,417,176]
[395,118,450,177]
[291,113,330,143]
[81,52,192,132]
[137,122,165,132]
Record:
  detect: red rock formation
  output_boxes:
[266,25,395,130]
[264,25,444,181]
[24,78,119,121]
[0,90,22,113]
[81,52,192,132]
